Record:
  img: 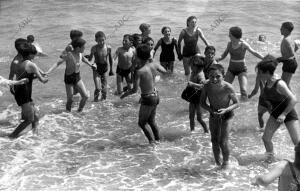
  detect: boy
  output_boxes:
[47,38,96,112]
[139,23,151,43]
[203,46,217,79]
[88,31,113,101]
[277,22,299,86]
[114,34,135,95]
[61,30,83,57]
[200,64,239,169]
[121,44,166,144]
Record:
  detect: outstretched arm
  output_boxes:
[198,28,209,46]
[28,62,48,83]
[8,78,29,86]
[248,75,261,98]
[216,43,230,62]
[244,42,264,59]
[177,30,184,60]
[153,39,162,58]
[108,47,114,76]
[156,62,167,74]
[82,55,96,69]
[46,59,65,74]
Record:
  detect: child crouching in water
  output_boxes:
[200,64,239,169]
[187,55,208,133]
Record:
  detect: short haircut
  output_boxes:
[19,42,37,59]
[256,55,278,75]
[161,26,171,34]
[70,30,83,40]
[27,35,34,43]
[230,26,242,39]
[136,44,151,61]
[123,34,133,42]
[15,38,27,53]
[144,37,154,44]
[139,23,151,33]
[190,55,205,69]
[282,22,294,32]
[205,45,216,53]
[71,38,86,49]
[186,16,197,27]
[95,31,106,39]
[208,64,225,76]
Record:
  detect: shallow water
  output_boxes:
[0,0,300,190]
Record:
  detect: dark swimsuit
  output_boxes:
[263,79,298,122]
[95,62,108,75]
[182,29,200,57]
[116,67,131,78]
[64,72,81,85]
[160,38,176,62]
[141,90,160,106]
[228,42,247,76]
[282,58,298,74]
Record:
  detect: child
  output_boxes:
[114,34,135,95]
[0,76,28,96]
[277,22,299,87]
[121,44,167,144]
[203,45,217,79]
[178,16,209,81]
[27,35,47,57]
[139,23,151,43]
[144,37,155,61]
[200,64,239,169]
[153,26,180,73]
[187,55,208,133]
[61,30,83,57]
[132,33,142,48]
[88,31,113,101]
[216,26,264,100]
[47,38,96,112]
[9,42,48,138]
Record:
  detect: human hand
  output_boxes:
[216,108,227,115]
[91,64,97,70]
[178,54,183,61]
[21,78,29,84]
[277,114,286,123]
[42,78,49,84]
[84,55,90,59]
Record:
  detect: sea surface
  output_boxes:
[0,0,300,190]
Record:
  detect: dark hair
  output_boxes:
[139,23,151,33]
[205,45,216,54]
[230,26,242,39]
[19,42,37,60]
[282,22,294,32]
[256,55,278,75]
[144,37,154,44]
[95,31,106,39]
[70,30,83,40]
[161,26,171,34]
[15,38,27,53]
[208,64,225,76]
[190,55,205,68]
[71,38,86,49]
[132,33,142,47]
[136,44,151,61]
[186,16,197,27]
[27,35,34,43]
[294,142,300,169]
[123,34,133,43]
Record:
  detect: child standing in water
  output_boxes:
[114,34,135,95]
[203,45,217,79]
[187,55,208,133]
[88,31,113,101]
[153,26,180,73]
[277,22,299,87]
[200,64,239,169]
[178,16,209,81]
[139,23,151,43]
[47,38,96,112]
[216,26,264,101]
[144,37,155,61]
[132,33,142,48]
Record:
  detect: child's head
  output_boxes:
[186,16,197,27]
[139,23,151,35]
[161,26,171,37]
[229,26,242,40]
[95,31,106,46]
[132,33,142,47]
[208,64,225,84]
[19,42,37,60]
[71,38,86,53]
[190,55,205,73]
[136,44,151,61]
[258,34,266,42]
[27,35,34,43]
[281,22,294,36]
[70,30,83,41]
[15,38,27,53]
[123,34,133,48]
[144,37,154,50]
[204,46,216,60]
[256,55,277,76]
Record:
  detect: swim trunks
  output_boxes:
[227,42,247,76]
[210,110,234,121]
[282,58,298,74]
[116,66,131,78]
[141,91,160,106]
[64,72,81,85]
[95,62,108,75]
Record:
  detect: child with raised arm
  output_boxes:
[200,64,239,169]
[178,16,209,81]
[277,22,299,87]
[9,42,48,138]
[216,26,264,101]
[186,55,208,133]
[114,34,135,95]
[153,26,180,73]
[120,44,167,145]
[203,45,217,79]
[88,31,113,101]
[47,38,96,112]
[139,23,151,43]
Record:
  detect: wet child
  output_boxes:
[187,55,208,133]
[61,30,83,57]
[277,22,299,87]
[132,33,142,48]
[88,31,113,101]
[153,26,180,73]
[47,38,96,112]
[216,26,264,101]
[203,45,217,79]
[114,34,135,95]
[144,37,155,61]
[200,64,239,169]
[27,35,47,57]
[139,23,151,43]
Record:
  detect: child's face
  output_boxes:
[205,50,215,60]
[188,19,197,28]
[208,70,223,85]
[96,37,105,47]
[134,37,142,46]
[280,25,290,36]
[146,40,154,50]
[145,27,151,36]
[163,28,171,38]
[123,38,132,48]
[228,32,237,41]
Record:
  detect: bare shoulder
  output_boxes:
[224,81,235,92]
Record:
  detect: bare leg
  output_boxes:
[183,57,191,81]
[224,70,235,84]
[116,74,123,95]
[93,70,101,101]
[258,105,268,129]
[189,103,196,131]
[262,116,281,154]
[100,74,107,100]
[281,72,293,89]
[286,120,300,145]
[238,72,248,100]
[196,103,208,133]
[65,84,74,111]
[76,80,89,112]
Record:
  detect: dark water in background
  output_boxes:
[0,0,300,190]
